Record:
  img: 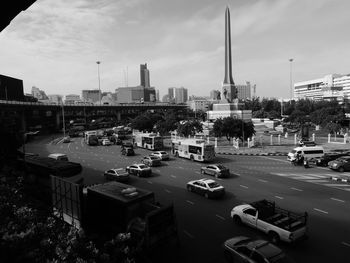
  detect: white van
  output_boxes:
[48,153,69,161]
[287,146,324,162]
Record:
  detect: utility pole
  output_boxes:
[62,102,66,138]
[96,61,101,105]
[289,58,294,99]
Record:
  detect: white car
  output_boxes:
[101,138,112,146]
[151,151,170,160]
[126,163,152,177]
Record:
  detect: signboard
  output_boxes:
[51,175,83,229]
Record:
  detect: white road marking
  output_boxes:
[68,143,71,149]
[314,208,328,214]
[342,242,350,247]
[274,195,283,200]
[155,169,160,173]
[215,214,226,220]
[183,230,194,239]
[304,179,330,183]
[330,197,345,203]
[240,185,249,189]
[178,167,184,169]
[147,181,153,184]
[258,179,268,183]
[195,171,200,174]
[170,175,176,178]
[291,187,303,191]
[324,184,350,187]
[80,139,84,147]
[87,163,91,166]
[164,189,171,193]
[186,200,194,205]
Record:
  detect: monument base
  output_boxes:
[208,102,252,121]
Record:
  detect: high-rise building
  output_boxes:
[82,89,101,103]
[65,94,80,104]
[168,87,175,102]
[115,86,156,103]
[162,94,169,102]
[32,86,48,100]
[140,63,150,88]
[236,81,252,100]
[175,87,188,104]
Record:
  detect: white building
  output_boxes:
[187,99,219,112]
[294,74,348,103]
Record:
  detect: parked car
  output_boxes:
[126,164,152,177]
[316,152,350,167]
[328,156,350,172]
[200,164,230,178]
[186,178,225,199]
[223,236,293,263]
[101,138,112,146]
[104,168,129,182]
[121,147,135,156]
[48,153,69,161]
[63,136,71,143]
[150,151,170,161]
[141,156,162,167]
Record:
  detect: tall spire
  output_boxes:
[224,6,234,85]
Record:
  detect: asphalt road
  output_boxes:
[26,136,350,263]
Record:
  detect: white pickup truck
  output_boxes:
[230,199,308,243]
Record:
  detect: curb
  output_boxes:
[329,176,350,184]
[217,152,288,156]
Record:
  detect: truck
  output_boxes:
[83,181,178,250]
[230,199,308,243]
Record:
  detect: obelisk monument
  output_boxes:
[207,6,252,121]
[221,6,237,103]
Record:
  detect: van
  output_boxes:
[48,153,69,161]
[287,146,324,162]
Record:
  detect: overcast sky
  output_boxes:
[1,0,350,99]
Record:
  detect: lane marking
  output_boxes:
[155,169,160,173]
[147,180,153,184]
[178,167,184,169]
[324,184,350,187]
[304,179,330,183]
[216,214,226,220]
[291,187,303,191]
[186,200,194,205]
[195,171,200,174]
[275,195,284,200]
[68,143,71,149]
[240,185,249,189]
[164,189,171,193]
[80,139,84,147]
[330,197,345,203]
[342,242,350,247]
[170,175,176,178]
[258,179,268,183]
[234,172,241,176]
[314,208,328,214]
[183,230,194,239]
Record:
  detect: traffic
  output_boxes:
[24,127,350,263]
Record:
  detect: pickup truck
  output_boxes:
[230,199,308,243]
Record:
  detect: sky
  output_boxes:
[1,0,350,99]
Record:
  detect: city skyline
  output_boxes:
[1,0,350,99]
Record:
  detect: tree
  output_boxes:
[130,114,153,132]
[176,120,203,137]
[155,111,178,135]
[213,119,224,138]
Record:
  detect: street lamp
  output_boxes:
[289,58,294,99]
[96,61,101,106]
[61,101,66,138]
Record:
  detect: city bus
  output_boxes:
[171,138,215,162]
[133,132,163,150]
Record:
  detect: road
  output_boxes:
[26,136,350,263]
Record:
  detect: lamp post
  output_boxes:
[61,101,66,138]
[289,58,294,99]
[96,61,101,106]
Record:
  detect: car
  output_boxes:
[141,156,162,167]
[150,151,170,161]
[63,136,71,143]
[126,164,152,177]
[101,138,112,146]
[48,153,69,161]
[186,178,225,199]
[316,152,350,167]
[104,168,129,182]
[328,156,350,172]
[121,146,135,156]
[200,164,230,178]
[298,139,316,147]
[223,236,294,263]
[121,141,134,149]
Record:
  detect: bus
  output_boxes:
[171,138,215,162]
[133,132,163,150]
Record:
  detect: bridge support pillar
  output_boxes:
[55,110,61,131]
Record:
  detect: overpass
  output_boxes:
[0,100,188,133]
